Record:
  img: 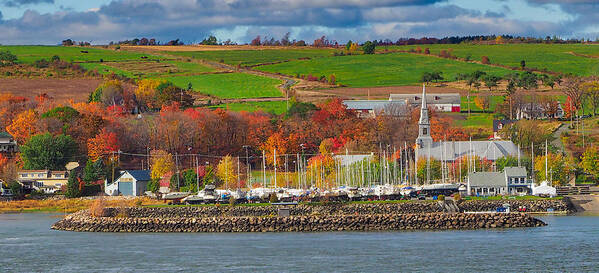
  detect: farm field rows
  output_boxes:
[393,44,599,76]
[164,48,335,66]
[257,52,513,87]
[164,73,283,99]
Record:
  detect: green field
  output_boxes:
[256,52,513,87]
[0,45,216,79]
[165,73,283,99]
[395,44,599,76]
[165,48,335,66]
[209,101,288,114]
[0,45,154,63]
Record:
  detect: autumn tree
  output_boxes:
[216,155,237,189]
[135,78,165,109]
[6,109,38,144]
[562,77,585,122]
[474,94,490,113]
[499,119,552,148]
[87,129,120,161]
[416,157,441,184]
[150,150,174,180]
[581,146,599,180]
[563,96,578,120]
[582,78,599,116]
[21,133,78,170]
[534,153,571,186]
[89,80,124,106]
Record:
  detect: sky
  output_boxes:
[0,0,597,45]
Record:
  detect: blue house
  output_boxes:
[105,170,151,196]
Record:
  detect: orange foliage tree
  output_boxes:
[6,109,39,144]
[87,129,120,161]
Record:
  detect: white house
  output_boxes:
[389,93,461,112]
[105,170,151,196]
[467,167,532,196]
[18,170,69,193]
[516,102,564,120]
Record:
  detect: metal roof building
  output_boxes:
[342,100,407,118]
[416,140,521,162]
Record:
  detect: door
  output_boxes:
[118,182,133,196]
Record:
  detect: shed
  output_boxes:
[105,170,151,196]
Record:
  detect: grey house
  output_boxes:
[105,170,151,196]
[467,167,531,196]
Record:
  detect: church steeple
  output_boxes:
[416,83,433,148]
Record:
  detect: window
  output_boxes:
[21,174,27,177]
[423,128,428,135]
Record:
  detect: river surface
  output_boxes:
[1,213,598,272]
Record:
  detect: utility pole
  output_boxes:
[195,156,199,193]
[243,145,250,188]
[175,152,180,190]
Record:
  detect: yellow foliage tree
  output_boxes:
[6,109,38,144]
[495,35,504,44]
[349,42,358,53]
[474,95,490,113]
[150,149,174,180]
[534,153,571,186]
[135,79,165,108]
[216,155,237,189]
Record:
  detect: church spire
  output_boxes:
[416,83,432,149]
[418,83,429,125]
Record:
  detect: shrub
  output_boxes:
[115,201,129,218]
[438,194,445,201]
[424,48,430,54]
[269,193,279,203]
[452,193,462,201]
[229,196,236,206]
[89,198,107,217]
[481,56,490,64]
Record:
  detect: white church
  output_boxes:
[415,85,522,163]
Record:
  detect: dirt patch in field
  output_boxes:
[0,78,105,103]
[122,45,325,52]
[309,85,466,99]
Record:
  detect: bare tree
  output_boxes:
[563,77,585,123]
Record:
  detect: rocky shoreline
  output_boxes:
[52,200,557,232]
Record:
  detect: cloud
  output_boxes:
[0,0,592,44]
[1,0,53,7]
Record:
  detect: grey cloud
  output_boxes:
[0,0,591,44]
[1,0,53,7]
[364,5,478,22]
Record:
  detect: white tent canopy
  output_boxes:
[532,181,557,197]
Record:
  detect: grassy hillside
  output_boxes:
[0,45,151,63]
[257,53,513,87]
[164,73,283,99]
[209,101,288,114]
[165,48,335,66]
[394,44,599,76]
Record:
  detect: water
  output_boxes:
[1,214,598,272]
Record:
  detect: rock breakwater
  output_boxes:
[52,201,549,233]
